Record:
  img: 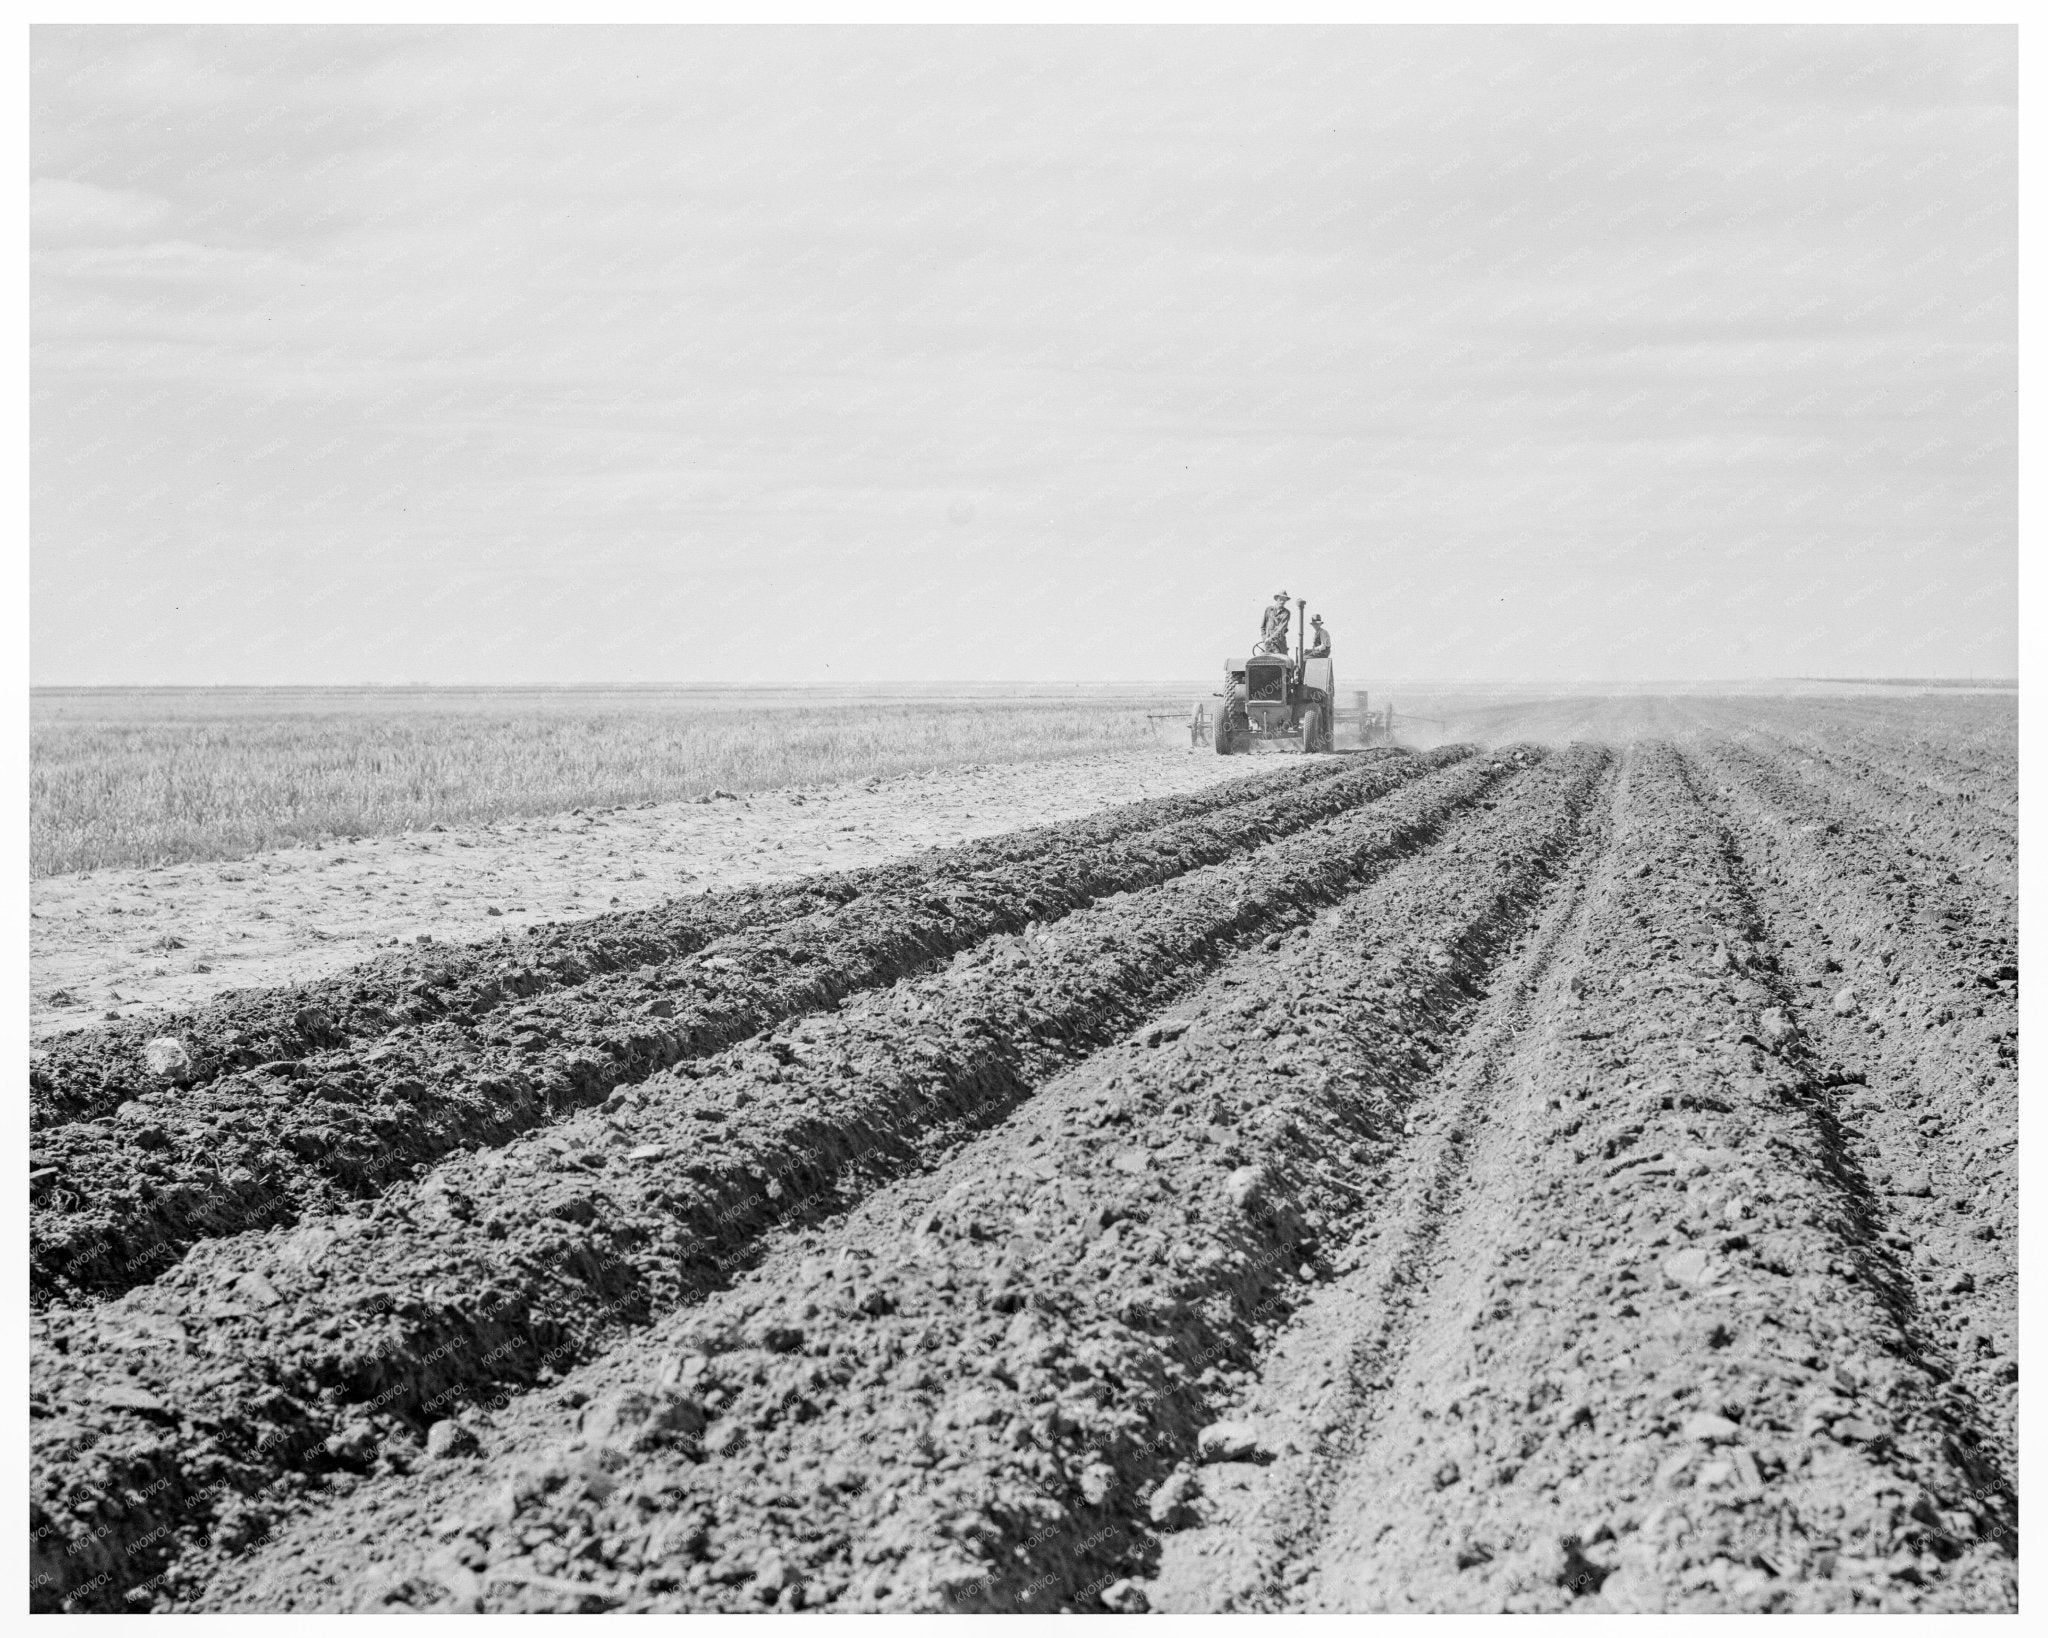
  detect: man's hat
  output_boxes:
[1274,590,1290,600]
[1311,613,1325,626]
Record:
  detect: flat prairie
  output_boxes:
[26,689,2018,1614]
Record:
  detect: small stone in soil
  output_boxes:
[1100,1579,1149,1613]
[1681,1412,1741,1444]
[426,1420,480,1460]
[142,1035,194,1082]
[1225,1166,1268,1212]
[1756,1008,1798,1045]
[1148,1468,1200,1528]
[1661,1247,1716,1289]
[1197,1422,1272,1464]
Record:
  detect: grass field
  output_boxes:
[30,686,1196,877]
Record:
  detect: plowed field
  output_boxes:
[27,694,2018,1613]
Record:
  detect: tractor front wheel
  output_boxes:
[1215,691,1249,755]
[1301,701,1329,753]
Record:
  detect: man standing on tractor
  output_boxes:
[1304,613,1330,658]
[1258,591,1292,656]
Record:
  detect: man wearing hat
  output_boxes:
[1304,613,1331,659]
[1258,591,1292,656]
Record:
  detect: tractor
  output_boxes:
[1214,598,1335,755]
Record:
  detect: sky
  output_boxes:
[31,26,2016,685]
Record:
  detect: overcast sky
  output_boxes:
[32,26,2015,686]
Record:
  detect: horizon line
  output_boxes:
[30,676,2017,693]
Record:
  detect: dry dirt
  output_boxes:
[27,694,2018,1613]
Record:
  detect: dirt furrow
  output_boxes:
[191,746,1614,1614]
[1183,743,2013,1612]
[1683,735,2017,1130]
[1148,797,1609,1611]
[1686,735,2015,972]
[1676,748,2019,1465]
[1693,712,2014,892]
[1731,711,2015,833]
[30,748,1507,1612]
[1743,701,2014,806]
[31,757,1357,1131]
[32,752,1435,1306]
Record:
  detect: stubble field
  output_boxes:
[27,691,2017,1613]
[30,685,1200,877]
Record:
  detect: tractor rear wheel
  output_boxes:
[1215,691,1248,755]
[1300,701,1328,753]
